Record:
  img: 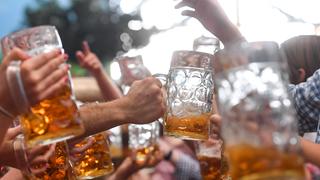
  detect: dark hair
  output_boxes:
[281,35,320,84]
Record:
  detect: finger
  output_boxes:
[6,126,22,140]
[76,51,86,66]
[82,41,91,55]
[34,65,69,96]
[27,145,50,161]
[34,75,68,102]
[69,137,95,154]
[175,0,196,9]
[35,54,67,81]
[210,114,222,128]
[2,48,30,65]
[23,49,61,70]
[29,163,49,175]
[30,144,56,164]
[181,10,196,18]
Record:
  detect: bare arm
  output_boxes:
[76,41,122,101]
[78,77,165,138]
[176,0,245,47]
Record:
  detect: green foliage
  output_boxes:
[23,0,158,64]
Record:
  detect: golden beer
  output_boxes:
[28,142,73,180]
[71,133,114,179]
[134,144,159,164]
[164,113,210,140]
[197,155,221,180]
[226,144,305,180]
[20,86,84,147]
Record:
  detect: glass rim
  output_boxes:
[1,25,61,55]
[170,50,214,70]
[1,25,57,40]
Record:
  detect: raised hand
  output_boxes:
[1,48,69,116]
[19,49,69,106]
[76,41,103,76]
[175,0,244,46]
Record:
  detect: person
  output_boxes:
[281,37,320,179]
[281,35,320,134]
[175,0,320,135]
[76,41,122,101]
[281,35,320,85]
[175,0,320,174]
[0,48,69,144]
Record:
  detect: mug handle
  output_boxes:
[152,73,167,125]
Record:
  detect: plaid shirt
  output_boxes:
[288,69,320,135]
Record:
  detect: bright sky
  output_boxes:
[111,0,318,80]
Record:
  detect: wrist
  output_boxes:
[90,66,104,77]
[115,96,133,124]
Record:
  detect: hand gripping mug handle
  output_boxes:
[152,73,167,125]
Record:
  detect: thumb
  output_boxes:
[2,48,29,66]
[6,126,22,140]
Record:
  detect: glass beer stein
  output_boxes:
[116,55,151,93]
[13,137,74,180]
[69,132,114,179]
[1,26,84,147]
[214,41,305,179]
[116,55,160,163]
[195,139,223,180]
[193,35,220,54]
[129,121,160,164]
[154,50,214,140]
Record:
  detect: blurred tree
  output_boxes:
[23,0,158,63]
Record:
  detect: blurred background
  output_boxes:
[0,0,319,80]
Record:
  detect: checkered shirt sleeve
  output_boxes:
[174,153,201,180]
[288,69,320,135]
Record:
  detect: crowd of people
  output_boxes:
[1,0,320,179]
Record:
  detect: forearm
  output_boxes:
[78,98,129,138]
[93,70,123,101]
[221,26,246,48]
[300,138,320,166]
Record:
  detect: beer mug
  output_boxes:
[1,26,84,147]
[116,55,151,93]
[13,137,74,180]
[214,42,305,179]
[128,121,160,164]
[108,126,123,159]
[154,50,214,140]
[195,139,223,180]
[68,132,114,179]
[193,35,220,54]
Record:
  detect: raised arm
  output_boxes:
[175,0,245,47]
[76,41,122,101]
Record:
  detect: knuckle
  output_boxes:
[28,74,40,85]
[20,63,31,74]
[42,52,53,60]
